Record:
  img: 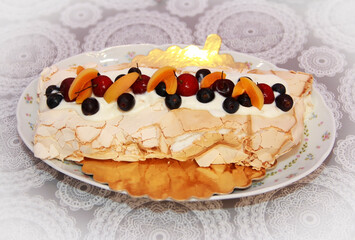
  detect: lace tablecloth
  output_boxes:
[1,0,355,239]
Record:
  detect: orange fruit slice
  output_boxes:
[76,65,85,75]
[75,81,92,103]
[200,71,226,88]
[231,81,245,97]
[147,66,177,93]
[240,76,264,110]
[68,68,99,101]
[103,72,139,103]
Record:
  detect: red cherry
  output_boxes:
[257,83,275,104]
[176,73,199,96]
[131,74,150,94]
[60,77,75,102]
[92,75,113,97]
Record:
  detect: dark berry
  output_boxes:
[195,68,211,83]
[272,83,286,95]
[46,93,63,109]
[176,73,199,96]
[196,88,215,103]
[45,85,60,96]
[131,74,150,94]
[211,79,234,97]
[92,75,113,97]
[82,98,99,115]
[257,83,275,104]
[128,67,141,75]
[223,97,239,114]
[155,82,167,97]
[60,77,75,102]
[237,93,252,107]
[275,94,293,112]
[117,93,135,111]
[165,94,182,110]
[115,74,126,81]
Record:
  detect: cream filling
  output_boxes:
[39,65,290,121]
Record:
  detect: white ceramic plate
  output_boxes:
[16,44,336,200]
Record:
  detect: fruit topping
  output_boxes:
[92,75,113,97]
[239,76,264,110]
[82,98,99,115]
[103,72,140,103]
[128,66,141,75]
[75,81,93,104]
[211,79,234,97]
[272,83,286,95]
[195,68,211,82]
[115,74,125,81]
[165,94,182,110]
[275,94,293,112]
[223,97,239,114]
[147,66,177,94]
[46,93,63,109]
[60,77,75,102]
[131,74,150,94]
[231,81,245,98]
[117,93,135,111]
[76,65,85,75]
[68,68,99,101]
[200,71,226,88]
[155,82,167,97]
[237,93,252,107]
[196,88,215,103]
[257,83,275,104]
[176,73,199,96]
[45,85,60,96]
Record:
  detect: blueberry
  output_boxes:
[196,88,215,103]
[211,79,234,97]
[223,97,239,114]
[165,94,182,110]
[128,67,141,75]
[275,94,293,112]
[45,85,60,96]
[272,83,286,95]
[115,74,126,82]
[117,93,135,111]
[46,93,63,109]
[195,68,211,83]
[82,98,99,115]
[237,93,252,107]
[155,82,167,97]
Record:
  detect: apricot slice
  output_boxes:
[147,66,177,93]
[68,68,99,101]
[103,72,139,103]
[76,65,85,75]
[75,81,92,103]
[231,81,245,97]
[240,76,264,110]
[200,71,226,88]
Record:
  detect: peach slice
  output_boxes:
[240,76,264,110]
[231,81,245,98]
[103,72,139,103]
[76,65,85,75]
[147,66,177,93]
[200,71,226,88]
[68,68,99,101]
[75,81,92,104]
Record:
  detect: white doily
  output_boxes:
[306,0,355,52]
[235,165,355,240]
[0,0,69,21]
[0,21,80,80]
[194,0,307,64]
[83,10,193,51]
[333,135,355,173]
[88,0,156,11]
[0,115,57,193]
[166,0,208,17]
[0,195,80,239]
[314,81,342,131]
[338,66,355,122]
[298,46,347,77]
[86,194,233,240]
[60,2,102,29]
[55,176,111,211]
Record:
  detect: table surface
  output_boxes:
[1,0,355,239]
